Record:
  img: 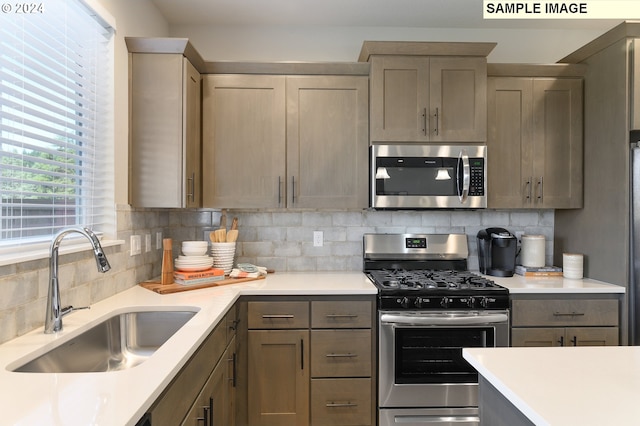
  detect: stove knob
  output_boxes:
[440,297,451,308]
[400,296,412,309]
[414,297,427,308]
[480,297,496,308]
[466,297,476,308]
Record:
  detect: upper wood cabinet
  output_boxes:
[202,74,286,209]
[128,49,202,208]
[202,71,369,209]
[360,42,495,143]
[369,56,487,142]
[487,68,584,209]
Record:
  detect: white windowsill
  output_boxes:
[0,239,125,267]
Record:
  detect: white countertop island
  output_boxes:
[0,272,376,426]
[464,346,640,426]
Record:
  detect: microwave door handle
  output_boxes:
[457,150,470,203]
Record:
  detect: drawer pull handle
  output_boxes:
[326,353,357,358]
[262,314,295,319]
[326,402,358,408]
[325,314,358,319]
[553,312,585,317]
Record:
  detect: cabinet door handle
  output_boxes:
[326,353,357,358]
[558,335,564,346]
[326,402,358,408]
[262,314,294,319]
[208,397,214,426]
[525,178,532,202]
[553,312,585,317]
[301,338,304,370]
[422,108,427,135]
[277,176,282,206]
[291,176,296,204]
[434,107,439,135]
[325,314,358,319]
[571,336,578,346]
[228,352,237,387]
[187,172,195,202]
[537,176,544,202]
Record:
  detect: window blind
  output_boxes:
[0,0,114,249]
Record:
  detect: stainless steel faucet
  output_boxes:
[45,227,111,334]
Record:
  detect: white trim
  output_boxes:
[0,239,124,267]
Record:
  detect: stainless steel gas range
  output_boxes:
[363,233,510,426]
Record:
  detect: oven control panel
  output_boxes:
[379,294,509,310]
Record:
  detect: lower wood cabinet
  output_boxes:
[142,305,237,426]
[510,297,619,347]
[248,329,310,426]
[241,296,376,426]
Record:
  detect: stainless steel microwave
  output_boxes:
[370,144,487,209]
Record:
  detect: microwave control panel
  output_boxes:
[469,158,485,196]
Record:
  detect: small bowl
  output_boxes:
[182,247,208,256]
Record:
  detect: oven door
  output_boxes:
[370,144,487,209]
[378,310,509,409]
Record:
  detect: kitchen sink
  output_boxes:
[10,309,198,373]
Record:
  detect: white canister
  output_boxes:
[521,235,546,267]
[563,253,584,279]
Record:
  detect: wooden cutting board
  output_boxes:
[139,275,266,294]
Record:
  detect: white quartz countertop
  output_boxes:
[485,274,625,294]
[0,272,376,426]
[463,346,640,426]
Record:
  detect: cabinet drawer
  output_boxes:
[511,299,618,327]
[311,329,371,378]
[311,300,372,328]
[248,301,309,329]
[311,378,372,425]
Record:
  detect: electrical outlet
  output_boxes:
[156,232,162,250]
[313,231,323,247]
[130,235,141,256]
[145,234,151,253]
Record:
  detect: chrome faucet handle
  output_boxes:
[60,305,90,317]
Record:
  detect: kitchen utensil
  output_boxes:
[226,229,238,243]
[161,238,174,285]
[231,217,238,230]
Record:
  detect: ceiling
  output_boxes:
[149,0,620,31]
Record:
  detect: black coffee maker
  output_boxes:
[477,227,517,277]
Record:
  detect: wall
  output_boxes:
[171,24,608,64]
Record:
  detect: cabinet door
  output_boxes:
[248,330,309,426]
[566,327,619,346]
[487,77,534,208]
[183,58,202,208]
[430,57,487,142]
[202,75,286,208]
[369,56,430,142]
[130,53,199,208]
[511,327,564,347]
[286,76,369,209]
[532,78,583,208]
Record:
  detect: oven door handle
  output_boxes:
[380,313,508,326]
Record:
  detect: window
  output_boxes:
[0,0,114,252]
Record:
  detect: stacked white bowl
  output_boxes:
[210,242,236,274]
[174,241,213,271]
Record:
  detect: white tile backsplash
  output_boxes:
[0,207,553,344]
